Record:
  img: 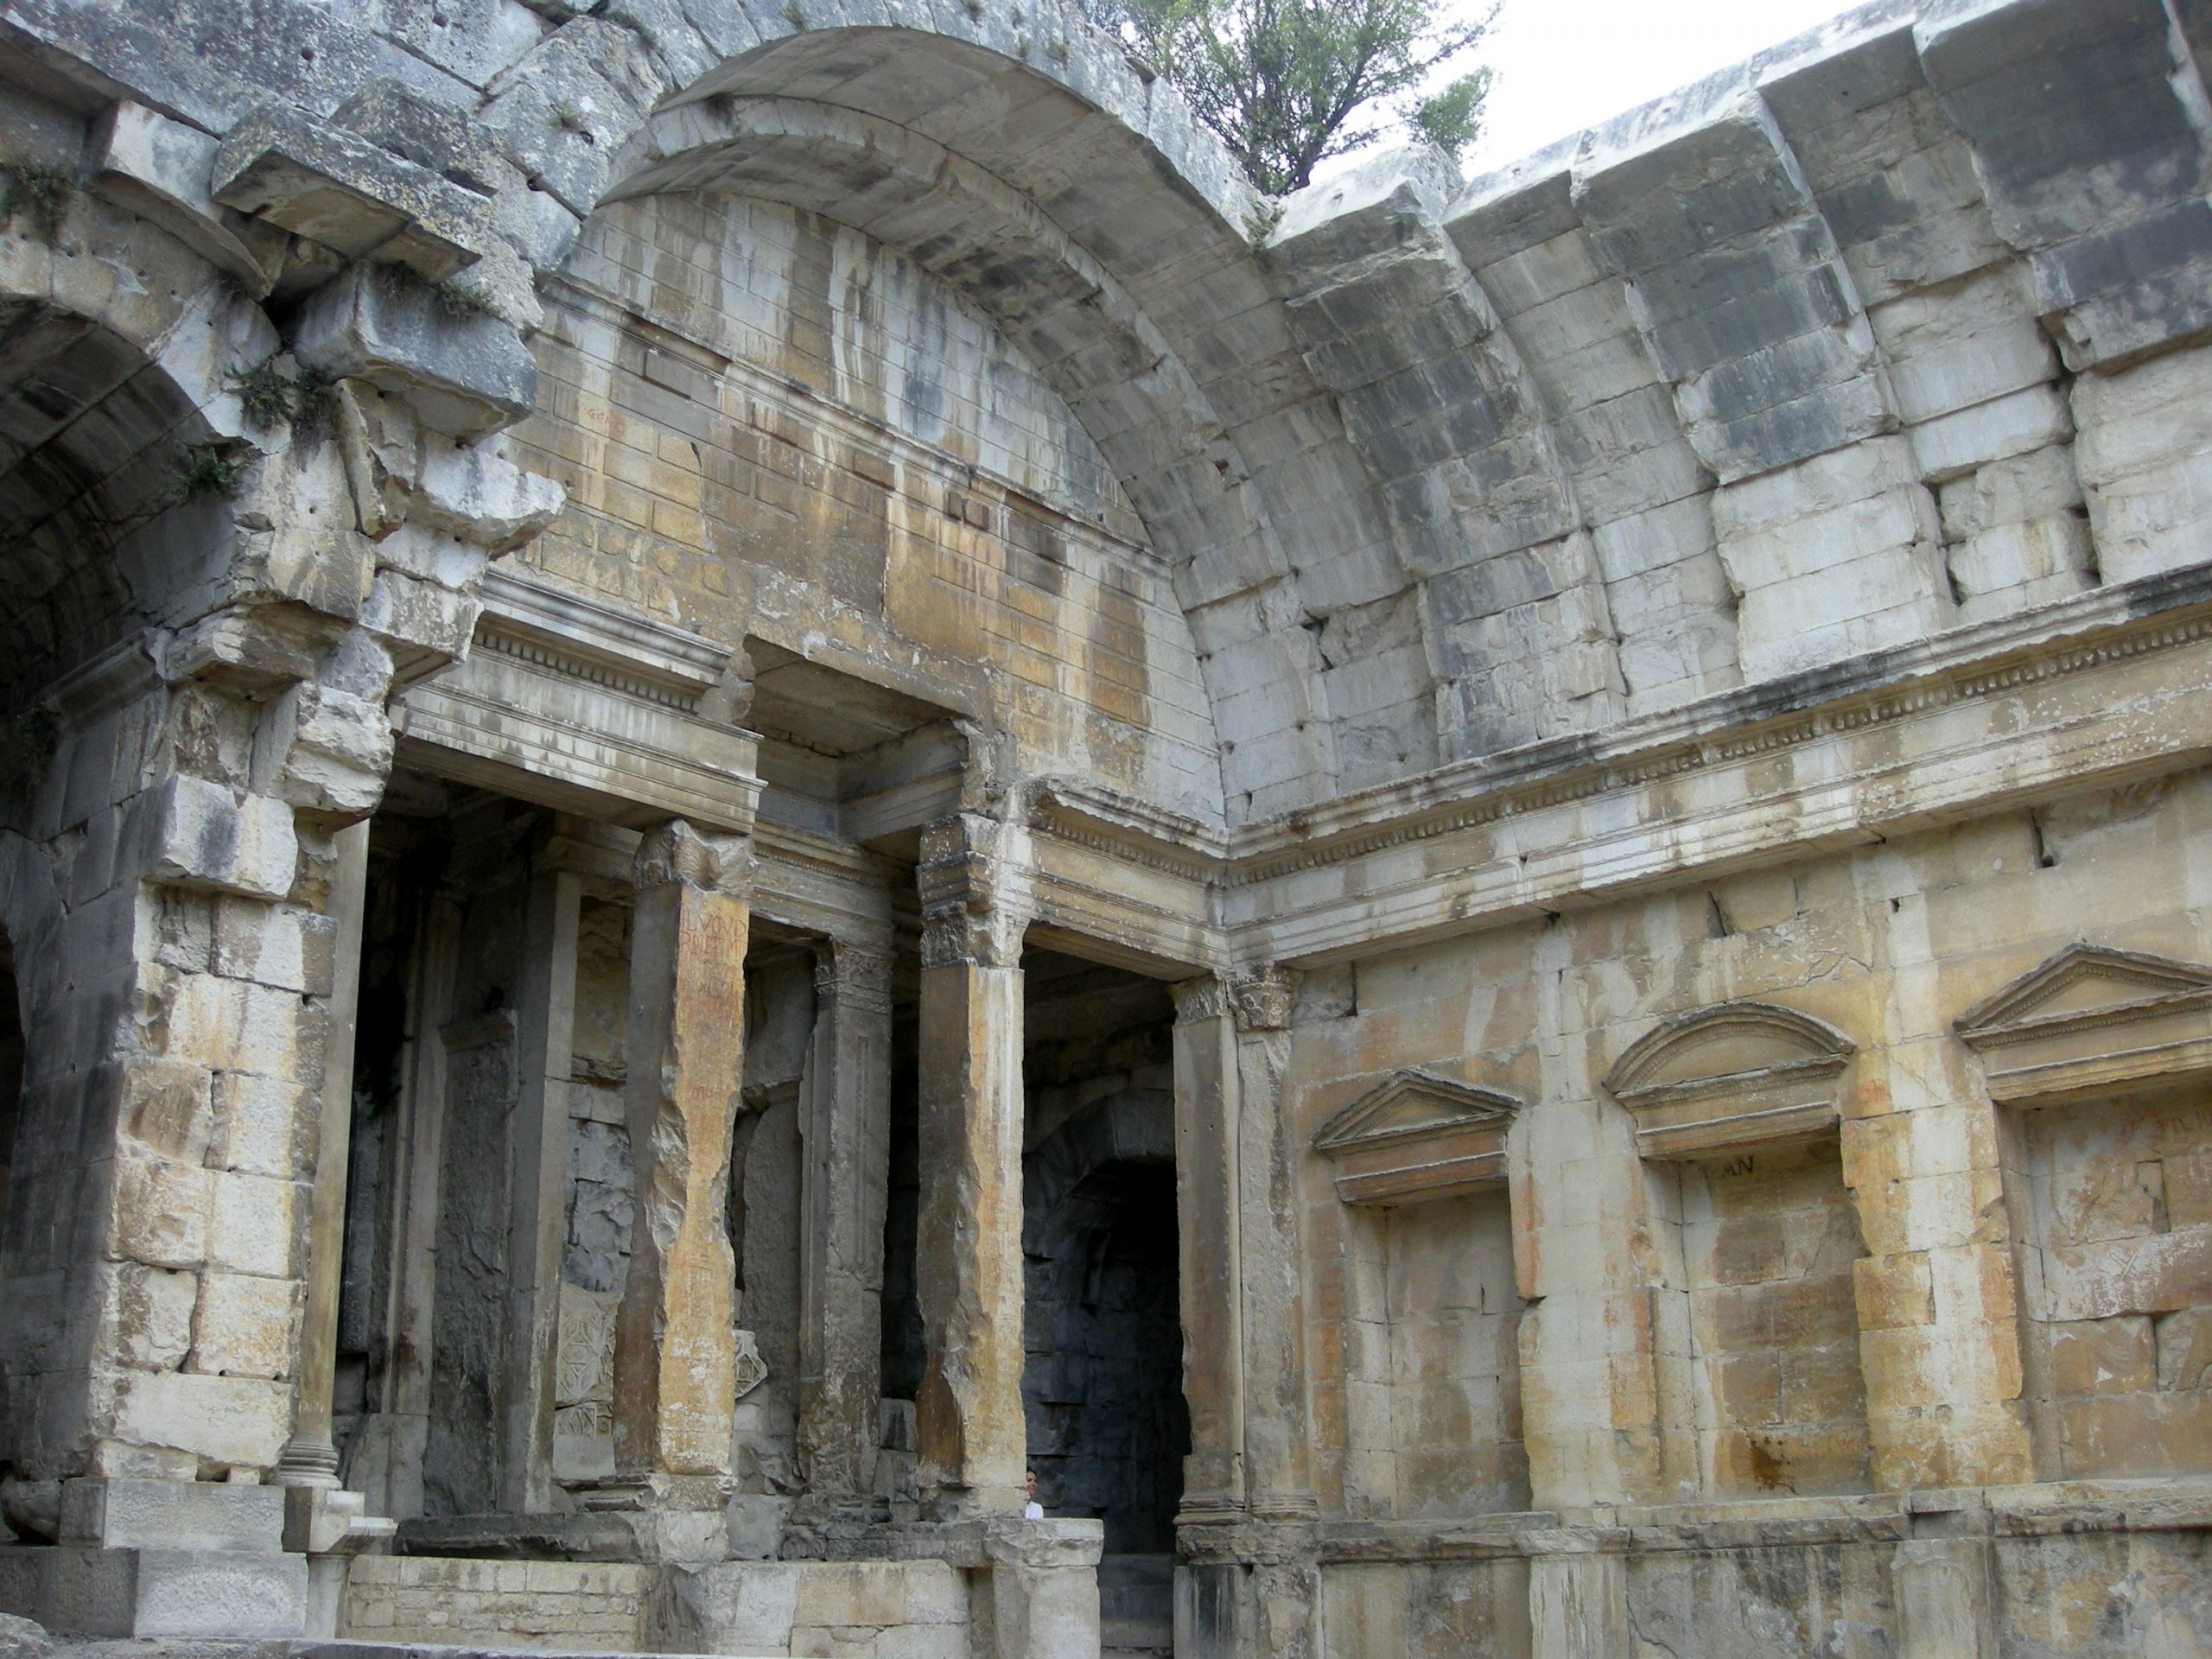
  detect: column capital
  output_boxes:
[1230,963,1294,1033]
[917,813,1028,970]
[634,817,753,893]
[1171,974,1233,1025]
[813,938,893,1014]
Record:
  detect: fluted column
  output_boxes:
[601,819,753,1510]
[913,814,1030,1519]
[795,936,895,1508]
[1170,974,1247,1526]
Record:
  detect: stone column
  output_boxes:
[1169,975,1247,1526]
[795,936,894,1510]
[594,819,753,1548]
[501,862,582,1514]
[275,820,372,1489]
[1230,965,1316,1524]
[913,814,1029,1519]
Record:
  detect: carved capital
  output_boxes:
[1172,975,1233,1025]
[816,940,893,1014]
[1230,963,1294,1033]
[919,899,1020,970]
[634,817,753,894]
[916,813,1027,969]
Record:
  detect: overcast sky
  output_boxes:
[1455,0,1867,173]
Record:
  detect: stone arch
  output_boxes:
[0,192,280,715]
[494,6,1376,815]
[1021,1084,1174,1261]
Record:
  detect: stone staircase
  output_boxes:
[1098,1554,1172,1658]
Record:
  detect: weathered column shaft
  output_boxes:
[796,937,894,1502]
[1170,976,1247,1522]
[914,814,1028,1518]
[1231,966,1315,1519]
[276,820,372,1489]
[610,820,753,1485]
[502,864,582,1513]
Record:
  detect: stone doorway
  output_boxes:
[1022,951,1186,1654]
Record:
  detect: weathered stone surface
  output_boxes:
[14,2,2212,1655]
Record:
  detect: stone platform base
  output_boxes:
[343,1554,978,1657]
[0,1543,308,1638]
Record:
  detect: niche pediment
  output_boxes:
[1954,943,2212,1102]
[1604,1002,1855,1161]
[1311,1070,1519,1206]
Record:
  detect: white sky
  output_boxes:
[1454,0,1867,173]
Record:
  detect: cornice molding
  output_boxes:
[1955,943,2212,1103]
[1311,1069,1522,1205]
[1605,1002,1856,1161]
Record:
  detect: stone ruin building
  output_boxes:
[0,0,2209,1652]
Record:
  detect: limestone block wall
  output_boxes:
[2009,1086,2212,1480]
[1290,764,2212,1653]
[1294,766,2212,1513]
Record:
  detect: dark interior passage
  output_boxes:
[1021,951,1187,1556]
[1024,1160,1186,1553]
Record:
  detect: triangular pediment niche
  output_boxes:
[1954,943,2212,1103]
[1311,1069,1519,1206]
[1604,1002,1856,1161]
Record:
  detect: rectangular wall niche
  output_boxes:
[1607,1003,1872,1499]
[1313,1070,1531,1518]
[1959,944,2212,1478]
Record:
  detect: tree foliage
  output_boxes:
[1082,0,1497,195]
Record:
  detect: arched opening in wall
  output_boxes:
[1021,949,1186,1649]
[0,293,239,1498]
[0,302,230,712]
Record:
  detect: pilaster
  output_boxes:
[1169,974,1247,1526]
[795,936,895,1508]
[913,814,1030,1519]
[591,818,753,1548]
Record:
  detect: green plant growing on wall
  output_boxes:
[431,281,498,321]
[1,162,75,244]
[1081,0,1498,194]
[179,445,245,500]
[229,360,296,432]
